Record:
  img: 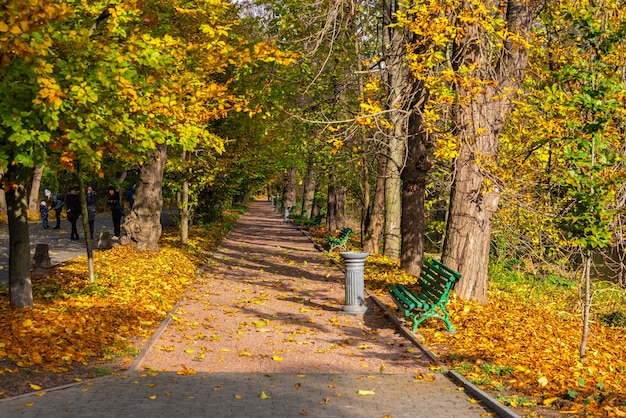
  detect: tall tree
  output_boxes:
[380,0,413,260]
[439,0,536,303]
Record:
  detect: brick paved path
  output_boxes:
[0,201,499,418]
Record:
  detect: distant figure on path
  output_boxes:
[107,186,123,239]
[86,185,97,240]
[65,187,81,240]
[44,189,64,229]
[39,201,50,229]
[126,184,136,209]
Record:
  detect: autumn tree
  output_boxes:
[498,0,626,358]
[391,0,537,304]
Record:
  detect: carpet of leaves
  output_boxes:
[309,227,626,417]
[0,216,233,398]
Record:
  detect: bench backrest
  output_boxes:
[418,259,462,303]
[338,228,353,238]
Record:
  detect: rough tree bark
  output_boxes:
[381,0,414,260]
[442,0,534,303]
[181,150,189,245]
[28,166,45,215]
[326,174,346,231]
[6,181,33,308]
[282,167,297,219]
[401,108,431,275]
[363,153,386,255]
[301,158,317,219]
[122,143,167,251]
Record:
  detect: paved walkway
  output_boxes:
[0,201,501,418]
[0,210,177,284]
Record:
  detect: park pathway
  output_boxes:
[0,201,499,418]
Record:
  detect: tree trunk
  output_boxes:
[363,153,386,255]
[381,0,413,260]
[326,175,346,231]
[28,166,45,215]
[282,167,297,221]
[181,151,189,245]
[283,167,297,209]
[301,160,316,219]
[401,111,431,275]
[122,143,167,251]
[77,164,95,282]
[181,179,189,244]
[0,188,6,214]
[6,182,33,308]
[580,250,592,362]
[441,0,533,304]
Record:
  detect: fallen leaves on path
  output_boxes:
[0,214,235,390]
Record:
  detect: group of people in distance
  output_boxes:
[40,185,131,241]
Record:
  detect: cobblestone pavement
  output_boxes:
[0,201,505,418]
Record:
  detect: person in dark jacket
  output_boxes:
[107,186,123,239]
[45,189,64,229]
[65,187,81,240]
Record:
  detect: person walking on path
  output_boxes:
[44,189,64,229]
[65,187,81,240]
[86,185,97,240]
[107,186,123,239]
[39,200,50,229]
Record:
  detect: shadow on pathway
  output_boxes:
[0,201,499,418]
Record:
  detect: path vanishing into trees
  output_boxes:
[0,201,499,418]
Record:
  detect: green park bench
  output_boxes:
[326,227,353,252]
[389,258,461,332]
[291,213,324,227]
[303,213,324,227]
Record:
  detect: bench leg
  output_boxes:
[411,307,456,332]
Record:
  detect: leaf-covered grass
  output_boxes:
[307,227,626,415]
[359,255,625,415]
[0,209,238,378]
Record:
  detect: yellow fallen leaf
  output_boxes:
[543,397,559,405]
[357,389,375,396]
[260,391,271,399]
[184,349,195,354]
[468,398,480,404]
[300,410,308,416]
[36,392,46,397]
[234,394,242,399]
[300,308,310,313]
[272,356,283,362]
[537,376,549,387]
[29,383,42,391]
[25,402,34,407]
[149,396,157,400]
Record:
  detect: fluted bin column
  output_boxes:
[340,252,369,315]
